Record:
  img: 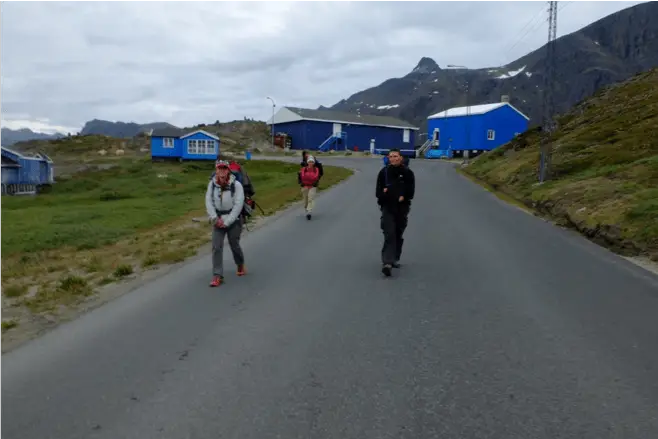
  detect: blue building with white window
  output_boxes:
[1,146,55,195]
[424,100,529,159]
[150,128,220,161]
[267,106,419,157]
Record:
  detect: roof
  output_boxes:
[270,106,418,130]
[180,130,220,141]
[151,128,220,140]
[151,127,186,137]
[1,146,54,163]
[2,155,20,167]
[427,102,530,120]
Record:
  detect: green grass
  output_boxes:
[1,159,350,256]
[2,320,19,333]
[464,68,658,259]
[1,158,353,315]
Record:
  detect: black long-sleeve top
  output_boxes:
[376,164,415,210]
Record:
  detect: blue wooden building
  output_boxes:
[424,100,529,159]
[267,106,419,157]
[1,147,55,195]
[150,128,220,161]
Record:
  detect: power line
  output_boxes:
[501,1,571,66]
[502,4,547,62]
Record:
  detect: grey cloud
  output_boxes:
[0,1,647,132]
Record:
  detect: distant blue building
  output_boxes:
[267,106,419,157]
[424,100,529,159]
[1,147,55,195]
[150,128,220,161]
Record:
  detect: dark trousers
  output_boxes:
[380,205,409,265]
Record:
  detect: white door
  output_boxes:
[333,123,342,136]
[403,129,410,143]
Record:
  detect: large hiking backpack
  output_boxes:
[210,162,262,225]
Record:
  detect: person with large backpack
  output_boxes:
[298,155,321,220]
[205,160,247,287]
[301,150,324,181]
[209,158,258,224]
[375,149,415,277]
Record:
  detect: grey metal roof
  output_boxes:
[287,107,418,130]
[151,127,186,137]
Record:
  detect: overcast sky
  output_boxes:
[0,1,646,134]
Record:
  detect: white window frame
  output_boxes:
[187,139,199,154]
[487,130,495,141]
[204,140,216,155]
[162,137,175,148]
[403,129,410,143]
[187,139,216,155]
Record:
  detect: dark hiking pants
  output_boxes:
[212,220,244,277]
[380,206,409,265]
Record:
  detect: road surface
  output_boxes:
[3,158,658,439]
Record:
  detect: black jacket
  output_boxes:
[376,164,415,211]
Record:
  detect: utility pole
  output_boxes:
[266,96,276,151]
[539,1,558,183]
[447,64,470,161]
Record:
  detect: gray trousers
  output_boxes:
[212,220,244,277]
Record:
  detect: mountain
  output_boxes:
[80,119,179,138]
[1,128,66,147]
[327,1,658,139]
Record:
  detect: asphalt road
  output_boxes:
[3,158,658,439]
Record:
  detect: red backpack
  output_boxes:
[300,166,320,186]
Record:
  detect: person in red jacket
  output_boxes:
[298,155,321,220]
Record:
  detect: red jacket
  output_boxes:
[300,166,320,187]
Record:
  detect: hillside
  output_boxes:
[1,128,65,146]
[181,119,272,151]
[328,1,658,135]
[463,68,658,261]
[6,119,272,174]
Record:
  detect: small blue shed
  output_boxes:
[425,100,529,157]
[150,128,220,162]
[1,147,55,195]
[267,106,419,157]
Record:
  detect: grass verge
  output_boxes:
[1,158,353,319]
[462,68,658,261]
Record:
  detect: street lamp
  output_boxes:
[446,64,471,159]
[266,97,276,151]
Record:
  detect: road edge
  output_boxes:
[1,163,359,355]
[454,164,658,278]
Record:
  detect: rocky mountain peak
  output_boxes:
[411,57,440,74]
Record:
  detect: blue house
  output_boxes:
[267,106,419,157]
[424,100,529,159]
[1,147,55,195]
[150,128,220,161]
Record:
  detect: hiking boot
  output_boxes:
[209,276,223,287]
[237,264,246,276]
[306,213,312,220]
[392,261,401,268]
[382,264,392,277]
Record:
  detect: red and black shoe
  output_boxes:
[209,276,223,287]
[237,264,247,276]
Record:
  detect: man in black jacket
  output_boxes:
[376,149,415,277]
